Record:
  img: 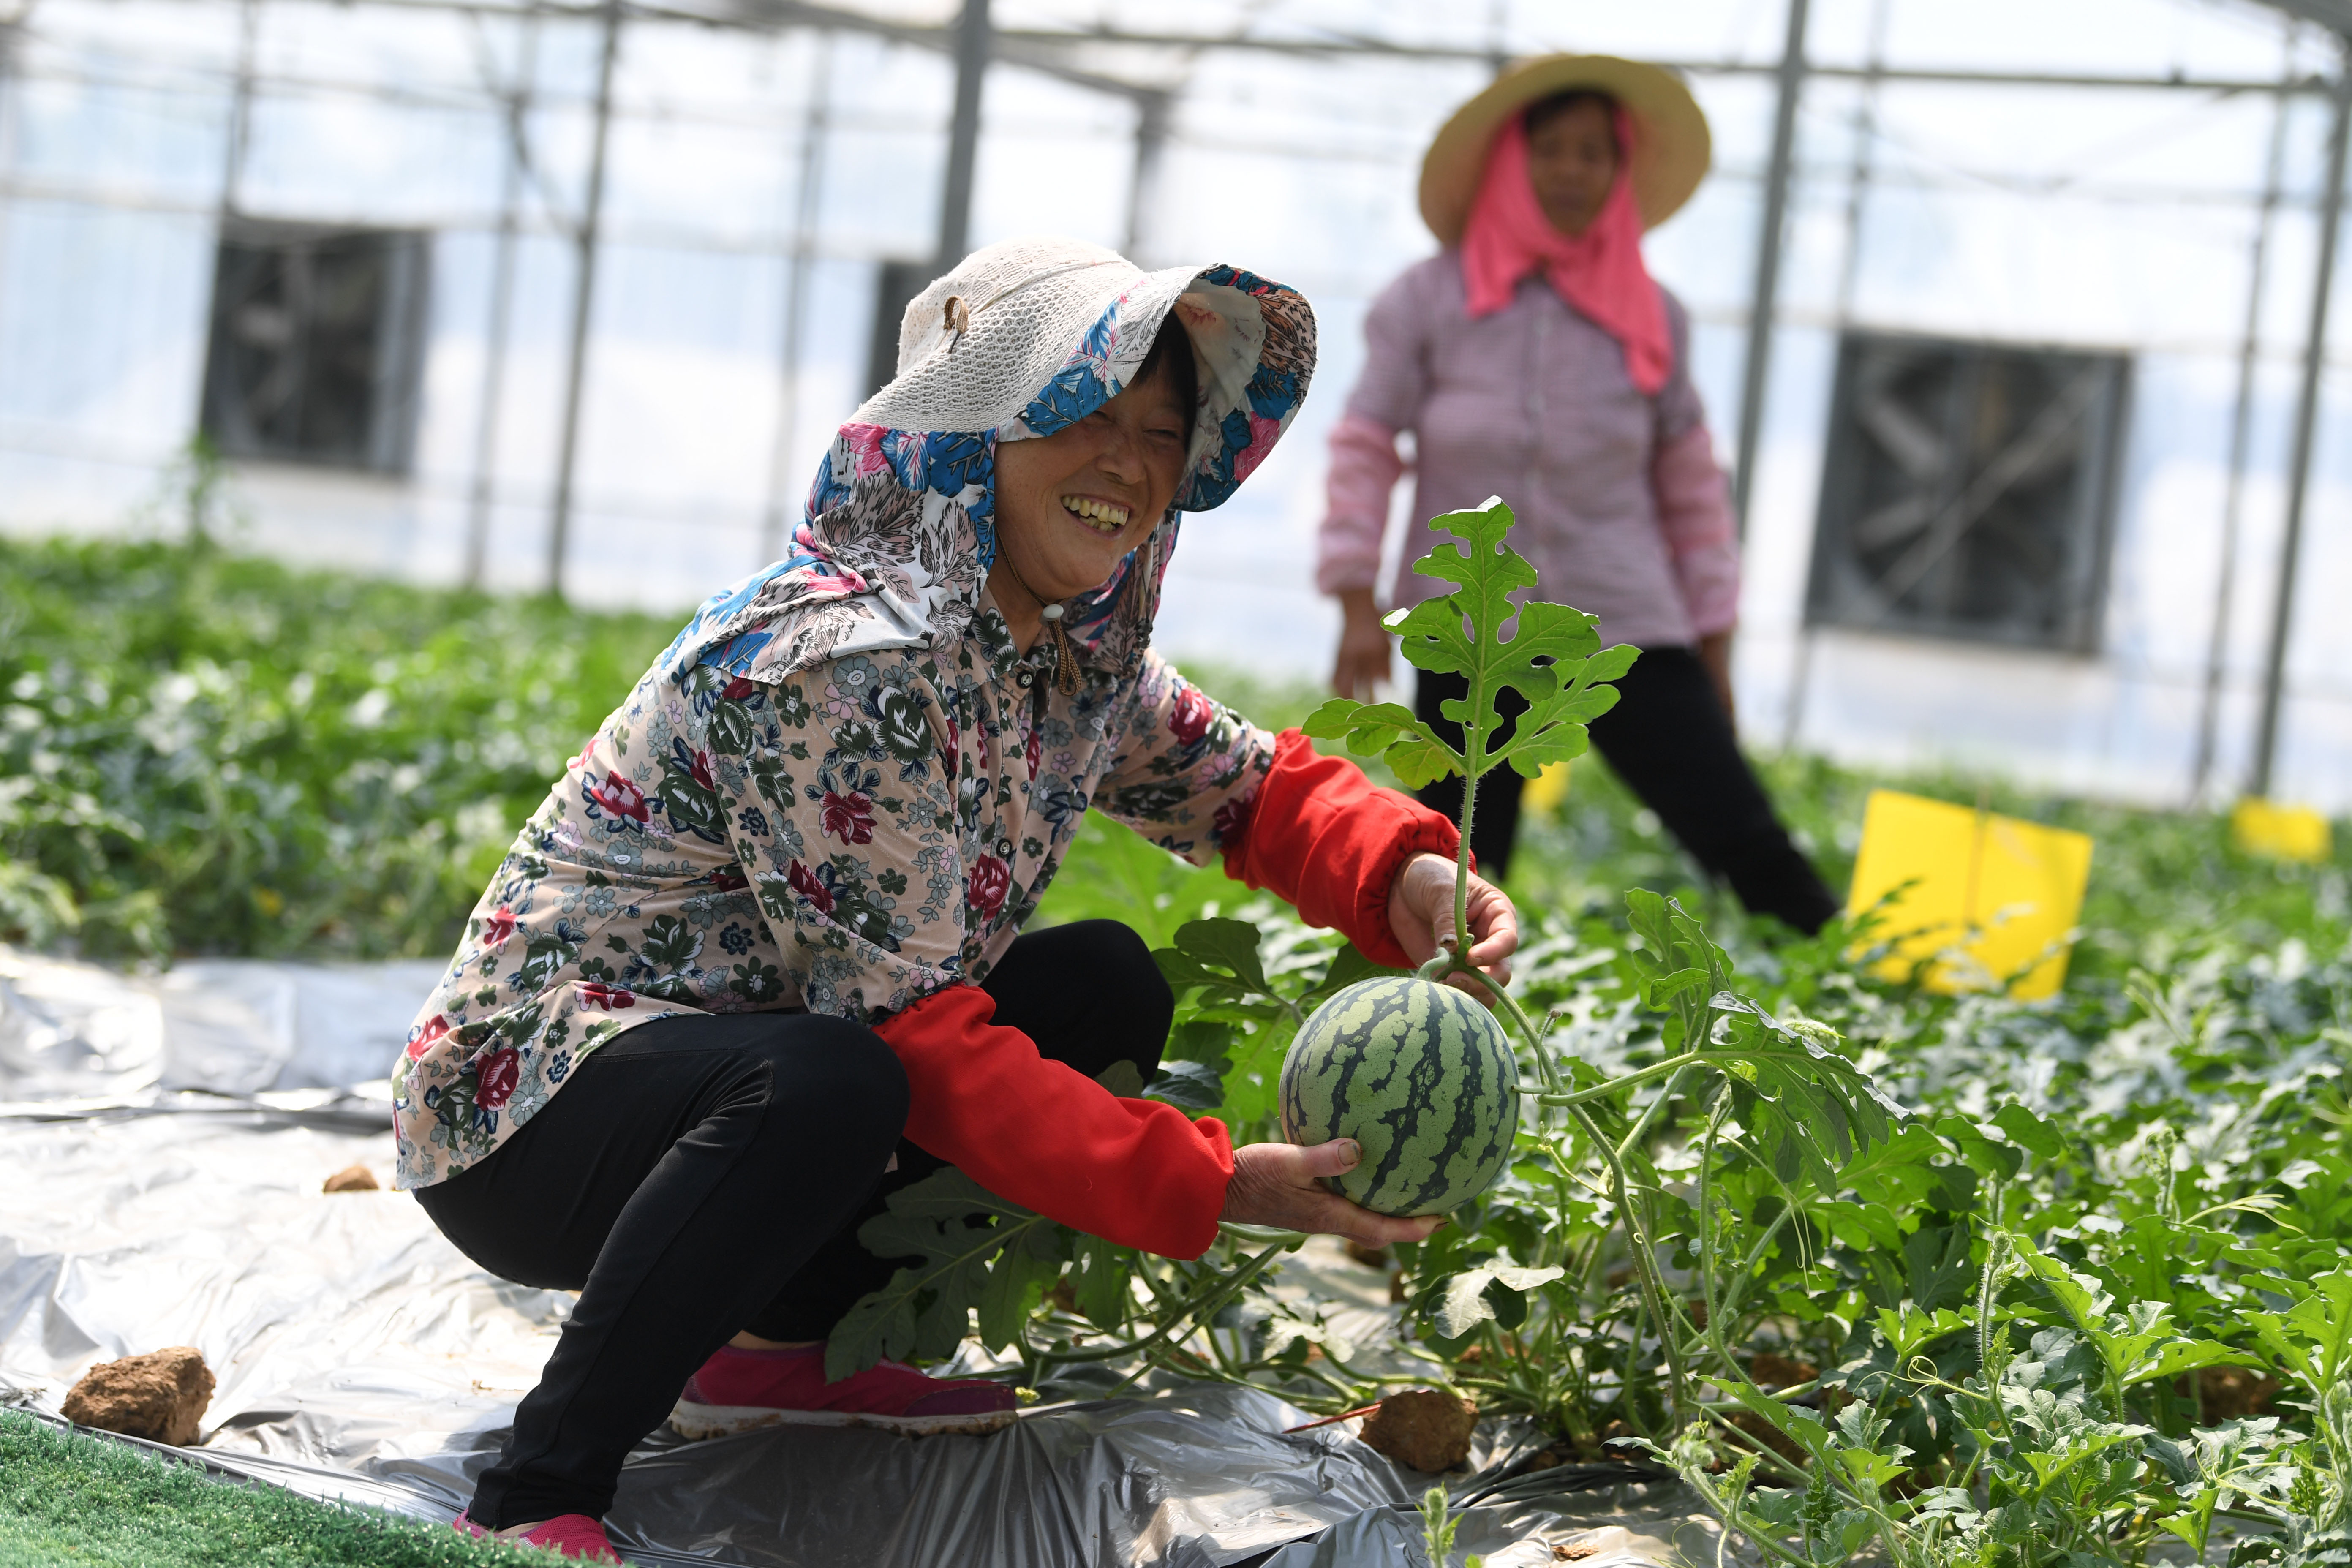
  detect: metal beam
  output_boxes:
[1730,0,1809,538]
[717,0,1162,106]
[2261,0,2352,39]
[104,0,2352,97]
[544,0,620,599]
[2251,55,2352,798]
[1782,0,1886,757]
[462,7,536,589]
[934,0,985,267]
[1122,89,1169,262]
[758,27,828,566]
[2193,23,2295,805]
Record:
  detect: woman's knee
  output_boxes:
[739,1014,909,1147]
[1070,922,1175,1068]
[1070,920,1173,1032]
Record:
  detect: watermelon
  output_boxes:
[1278,976,1520,1217]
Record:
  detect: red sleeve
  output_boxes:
[872,985,1236,1259]
[1219,728,1464,969]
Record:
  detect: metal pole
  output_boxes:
[758,28,830,566]
[544,0,621,600]
[1782,0,1882,756]
[463,8,537,590]
[2250,54,2352,800]
[0,3,24,350]
[934,0,988,267]
[2190,31,2292,806]
[1122,90,1168,263]
[1484,0,1509,81]
[219,0,258,220]
[1729,0,1810,538]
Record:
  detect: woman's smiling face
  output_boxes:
[991,352,1191,605]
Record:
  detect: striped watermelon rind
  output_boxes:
[1278,976,1521,1217]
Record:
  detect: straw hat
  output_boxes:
[1418,55,1712,245]
[855,237,1316,514]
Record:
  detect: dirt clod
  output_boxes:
[1749,1351,1819,1389]
[1343,1239,1393,1269]
[322,1164,379,1192]
[1554,1545,1603,1562]
[1359,1388,1477,1473]
[62,1347,215,1446]
[2199,1364,2281,1420]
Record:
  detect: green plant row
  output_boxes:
[0,536,674,961]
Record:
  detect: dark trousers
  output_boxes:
[415,920,1174,1528]
[1413,648,1839,933]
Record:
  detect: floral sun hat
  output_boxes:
[669,236,1317,689]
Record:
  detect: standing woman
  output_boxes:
[1319,56,1837,933]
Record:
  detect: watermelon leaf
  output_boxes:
[1070,1231,1135,1331]
[825,1166,1056,1380]
[1305,943,1404,1005]
[1145,1059,1225,1110]
[1304,499,1636,810]
[1094,1059,1146,1100]
[1157,917,1293,1017]
[1427,1263,1567,1338]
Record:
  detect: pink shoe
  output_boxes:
[453,1509,620,1563]
[668,1342,1020,1439]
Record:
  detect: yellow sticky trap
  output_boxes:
[2232,798,2332,863]
[1522,760,1572,818]
[1844,789,2094,1001]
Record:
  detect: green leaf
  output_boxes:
[1144,1059,1224,1110]
[975,1224,1062,1352]
[1642,966,1707,1008]
[1094,1059,1146,1100]
[1306,943,1401,1002]
[825,1168,1051,1380]
[1300,698,1463,785]
[2245,1268,2352,1389]
[1428,1263,1565,1338]
[1383,499,1636,784]
[1171,917,1274,995]
[1071,1232,1133,1331]
[1993,1102,2066,1160]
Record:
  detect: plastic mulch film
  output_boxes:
[0,946,1734,1566]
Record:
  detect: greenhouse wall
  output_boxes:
[4,0,2351,809]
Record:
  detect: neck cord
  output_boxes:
[994,548,1079,695]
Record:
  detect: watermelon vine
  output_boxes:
[820,502,2352,1563]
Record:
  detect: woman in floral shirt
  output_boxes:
[396,237,1519,1560]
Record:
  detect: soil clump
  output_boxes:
[1358,1388,1477,1472]
[62,1347,215,1445]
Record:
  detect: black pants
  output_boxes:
[414,920,1174,1528]
[1413,648,1839,933]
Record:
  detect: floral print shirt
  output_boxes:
[392,597,1272,1189]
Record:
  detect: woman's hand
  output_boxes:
[1387,851,1517,999]
[1330,588,1392,701]
[1220,1138,1444,1245]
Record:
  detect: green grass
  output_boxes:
[0,1413,534,1568]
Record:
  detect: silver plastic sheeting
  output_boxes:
[0,945,1731,1566]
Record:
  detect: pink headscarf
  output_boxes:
[1460,106,1672,396]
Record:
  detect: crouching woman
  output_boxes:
[392,237,1519,1560]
